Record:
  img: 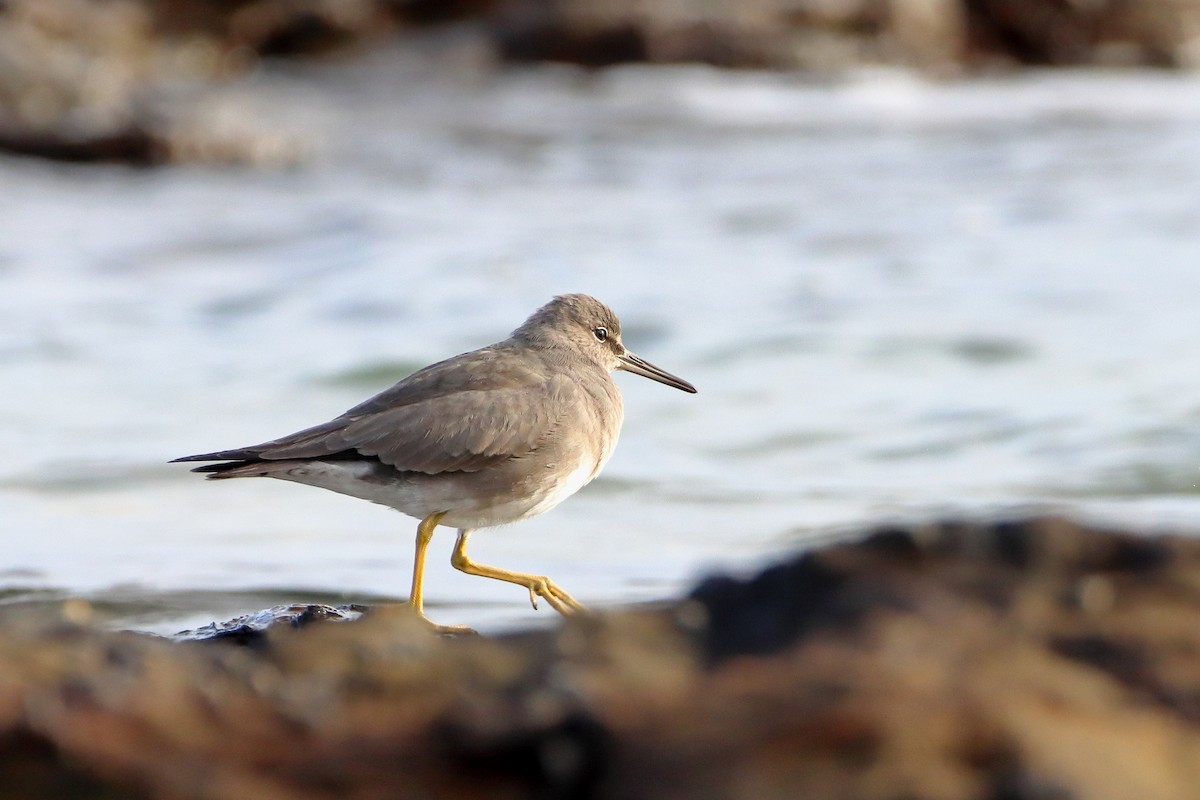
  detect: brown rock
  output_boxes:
[487,0,894,69]
[483,0,1200,70]
[5,516,1200,798]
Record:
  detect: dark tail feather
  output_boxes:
[188,461,257,474]
[171,449,267,478]
[184,459,286,480]
[170,449,261,464]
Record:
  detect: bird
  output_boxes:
[173,294,697,632]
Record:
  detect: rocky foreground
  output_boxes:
[5,516,1200,799]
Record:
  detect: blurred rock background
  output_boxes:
[4,0,1200,164]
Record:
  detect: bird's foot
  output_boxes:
[421,614,477,636]
[525,577,586,615]
[405,603,477,635]
[430,620,478,636]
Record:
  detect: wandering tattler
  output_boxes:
[173,294,696,631]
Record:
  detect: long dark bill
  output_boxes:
[617,352,697,393]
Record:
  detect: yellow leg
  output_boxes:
[407,512,474,635]
[450,529,585,615]
[406,512,442,615]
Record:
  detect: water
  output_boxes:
[3,52,1199,634]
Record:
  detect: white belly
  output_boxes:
[260,452,611,531]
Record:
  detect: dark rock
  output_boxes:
[175,603,366,646]
[0,730,145,800]
[440,710,613,800]
[0,128,163,164]
[858,526,923,559]
[1048,634,1147,685]
[689,553,870,664]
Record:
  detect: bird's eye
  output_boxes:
[593,326,608,342]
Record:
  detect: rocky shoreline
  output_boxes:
[3,0,1200,164]
[6,515,1200,799]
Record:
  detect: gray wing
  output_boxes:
[258,381,570,473]
[175,353,575,474]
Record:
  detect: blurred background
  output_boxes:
[2,0,1199,634]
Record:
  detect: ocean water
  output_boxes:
[3,52,1199,633]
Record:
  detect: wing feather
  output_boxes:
[255,382,569,474]
[174,346,578,474]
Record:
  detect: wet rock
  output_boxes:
[6,515,1200,799]
[175,603,366,646]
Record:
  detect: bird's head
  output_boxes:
[514,294,696,393]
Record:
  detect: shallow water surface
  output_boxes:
[2,59,1199,633]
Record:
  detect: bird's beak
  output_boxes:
[617,351,697,393]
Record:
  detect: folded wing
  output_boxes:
[173,377,570,475]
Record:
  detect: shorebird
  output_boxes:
[173,294,696,631]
